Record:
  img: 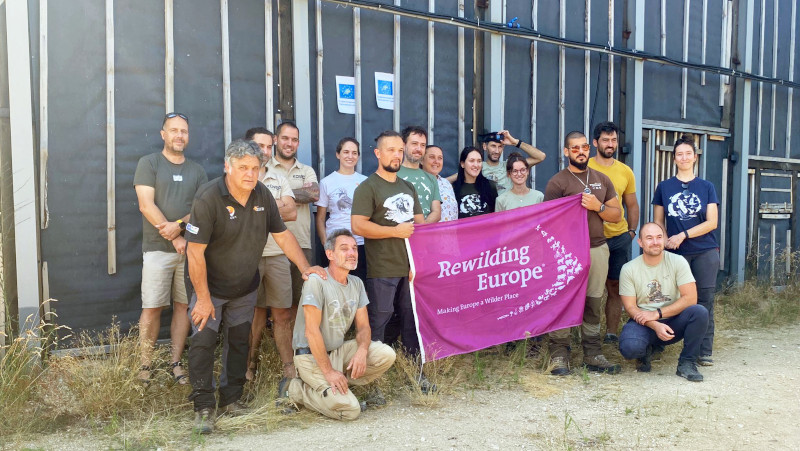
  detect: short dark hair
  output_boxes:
[673,133,697,154]
[335,137,360,154]
[505,152,529,172]
[375,130,403,147]
[401,126,427,143]
[563,131,586,148]
[592,121,619,141]
[162,112,188,127]
[275,121,299,136]
[324,228,356,251]
[244,127,273,140]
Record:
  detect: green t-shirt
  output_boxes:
[495,189,544,212]
[397,166,441,218]
[619,252,696,311]
[351,173,422,278]
[481,160,511,193]
[133,152,208,253]
[292,269,369,352]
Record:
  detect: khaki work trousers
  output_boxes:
[289,340,396,420]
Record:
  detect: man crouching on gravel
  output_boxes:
[618,222,709,381]
[277,229,396,420]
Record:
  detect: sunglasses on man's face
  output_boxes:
[568,144,590,153]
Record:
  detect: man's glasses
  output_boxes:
[681,182,690,196]
[162,112,189,126]
[568,144,590,153]
[510,169,528,175]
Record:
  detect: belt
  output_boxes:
[294,347,312,356]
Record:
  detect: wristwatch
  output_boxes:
[598,204,606,213]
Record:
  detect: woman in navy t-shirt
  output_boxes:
[652,133,719,367]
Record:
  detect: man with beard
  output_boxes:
[544,131,623,376]
[397,126,441,222]
[480,130,546,194]
[351,131,432,390]
[587,122,640,344]
[278,229,397,420]
[618,222,708,381]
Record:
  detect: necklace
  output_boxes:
[569,168,592,194]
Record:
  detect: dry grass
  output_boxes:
[716,279,800,330]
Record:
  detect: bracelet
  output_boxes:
[657,308,663,319]
[629,229,636,236]
[515,139,522,148]
[683,230,690,239]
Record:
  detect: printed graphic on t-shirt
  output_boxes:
[326,297,357,334]
[331,187,353,211]
[646,279,672,304]
[383,193,415,223]
[459,193,486,216]
[667,192,702,220]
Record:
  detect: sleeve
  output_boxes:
[351,182,374,217]
[412,185,424,216]
[430,174,441,202]
[356,278,369,308]
[674,255,697,286]
[133,156,156,187]
[495,193,507,212]
[652,181,665,206]
[618,262,636,297]
[198,165,209,186]
[706,180,720,205]
[601,174,616,203]
[316,178,329,208]
[543,177,561,202]
[623,167,636,195]
[280,178,295,199]
[265,189,288,234]
[185,196,215,244]
[304,165,319,184]
[300,275,325,309]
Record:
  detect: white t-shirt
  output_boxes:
[317,171,368,245]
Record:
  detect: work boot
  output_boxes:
[676,360,703,382]
[193,408,215,434]
[697,355,714,366]
[583,354,622,374]
[603,333,619,344]
[549,356,570,376]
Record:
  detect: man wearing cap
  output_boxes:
[278,229,397,420]
[184,139,325,434]
[134,112,208,386]
[480,130,547,194]
[396,126,441,223]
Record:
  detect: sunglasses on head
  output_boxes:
[163,112,189,126]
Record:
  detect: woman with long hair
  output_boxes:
[316,137,368,280]
[495,152,544,211]
[452,146,498,218]
[652,133,720,367]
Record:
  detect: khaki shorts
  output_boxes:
[141,251,188,308]
[586,243,610,298]
[256,255,293,309]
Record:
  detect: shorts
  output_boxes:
[289,248,314,305]
[606,231,633,280]
[586,243,610,298]
[256,255,293,309]
[141,251,188,308]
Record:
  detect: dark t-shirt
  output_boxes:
[351,173,422,278]
[652,176,719,255]
[185,177,286,299]
[544,168,616,247]
[456,182,496,219]
[133,152,208,253]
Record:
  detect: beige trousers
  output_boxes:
[289,340,396,420]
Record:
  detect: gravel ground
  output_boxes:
[11,323,800,450]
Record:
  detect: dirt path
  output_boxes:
[16,324,800,450]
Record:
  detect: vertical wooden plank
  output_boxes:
[221,0,232,146]
[106,0,116,275]
[584,0,590,136]
[315,0,325,176]
[701,0,707,85]
[165,0,174,112]
[428,0,435,141]
[354,7,362,171]
[458,0,465,152]
[500,0,507,128]
[786,0,796,158]
[770,0,778,150]
[530,0,538,184]
[757,0,765,155]
[393,0,401,131]
[266,0,274,129]
[681,0,689,119]
[559,0,565,170]
[39,0,48,229]
[608,0,614,121]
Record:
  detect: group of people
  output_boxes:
[134,113,720,434]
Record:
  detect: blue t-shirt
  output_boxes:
[652,176,719,255]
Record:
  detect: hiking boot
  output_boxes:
[418,374,438,395]
[636,346,653,373]
[603,333,619,344]
[583,354,622,374]
[697,355,714,366]
[275,377,299,415]
[193,408,215,434]
[676,360,703,382]
[218,399,250,417]
[549,356,570,376]
[364,387,387,407]
[276,376,292,400]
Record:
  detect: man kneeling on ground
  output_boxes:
[278,229,397,420]
[618,222,709,381]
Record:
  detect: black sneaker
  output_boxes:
[603,333,619,344]
[676,360,703,382]
[193,408,215,434]
[697,355,714,366]
[636,346,653,372]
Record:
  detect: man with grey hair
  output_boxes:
[184,139,326,434]
[278,228,396,420]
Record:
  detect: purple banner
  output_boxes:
[407,194,590,363]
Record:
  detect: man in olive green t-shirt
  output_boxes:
[618,222,708,382]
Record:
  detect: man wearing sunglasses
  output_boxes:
[543,131,623,376]
[133,112,208,386]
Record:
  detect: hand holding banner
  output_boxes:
[406,194,590,363]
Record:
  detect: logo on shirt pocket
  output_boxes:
[226,206,237,220]
[186,223,199,234]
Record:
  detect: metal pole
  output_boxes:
[39,0,48,229]
[106,0,117,275]
[221,0,231,146]
[315,0,325,177]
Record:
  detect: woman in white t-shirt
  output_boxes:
[316,137,368,280]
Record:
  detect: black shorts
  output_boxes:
[606,231,633,280]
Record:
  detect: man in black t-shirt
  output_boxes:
[184,139,325,434]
